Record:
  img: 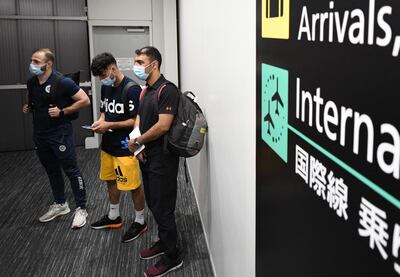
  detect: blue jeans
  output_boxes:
[34,123,86,208]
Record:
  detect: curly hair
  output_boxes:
[90,52,117,76]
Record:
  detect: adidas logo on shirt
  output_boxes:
[100,98,135,114]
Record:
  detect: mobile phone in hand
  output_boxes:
[81,125,93,130]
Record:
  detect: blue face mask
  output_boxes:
[133,62,153,81]
[101,71,116,86]
[29,63,45,76]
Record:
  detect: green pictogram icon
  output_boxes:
[261,63,289,163]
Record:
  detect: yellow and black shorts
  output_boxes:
[99,151,141,191]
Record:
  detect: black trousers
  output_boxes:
[34,123,86,208]
[140,147,180,260]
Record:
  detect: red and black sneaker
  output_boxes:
[140,241,165,260]
[90,215,122,230]
[144,256,183,277]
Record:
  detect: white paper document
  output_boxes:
[129,127,145,156]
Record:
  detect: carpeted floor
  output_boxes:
[0,147,214,277]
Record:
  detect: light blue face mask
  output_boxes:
[29,63,45,76]
[101,71,116,86]
[133,62,153,81]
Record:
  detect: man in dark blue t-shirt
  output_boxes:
[23,48,90,229]
[90,52,147,243]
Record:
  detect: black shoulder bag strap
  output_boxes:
[121,81,137,113]
[49,71,65,106]
[26,76,36,109]
[154,81,177,155]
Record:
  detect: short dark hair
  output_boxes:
[33,48,55,62]
[90,52,117,76]
[135,46,162,68]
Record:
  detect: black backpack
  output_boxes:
[141,82,208,157]
[27,71,81,120]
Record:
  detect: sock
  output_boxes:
[108,203,120,220]
[134,208,145,225]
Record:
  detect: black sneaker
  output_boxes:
[91,215,122,230]
[122,222,148,243]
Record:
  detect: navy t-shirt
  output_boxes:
[100,76,141,157]
[28,70,80,132]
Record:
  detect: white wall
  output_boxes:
[152,0,179,85]
[178,1,256,277]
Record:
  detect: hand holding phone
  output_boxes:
[82,124,113,132]
[81,125,93,130]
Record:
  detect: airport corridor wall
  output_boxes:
[178,1,256,277]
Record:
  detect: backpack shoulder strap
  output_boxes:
[49,71,65,105]
[139,86,147,102]
[156,81,176,101]
[156,81,178,154]
[121,81,137,113]
[139,81,175,102]
[26,76,36,106]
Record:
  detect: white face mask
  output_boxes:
[29,63,45,76]
[101,70,116,86]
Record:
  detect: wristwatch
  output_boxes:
[59,109,64,118]
[134,139,143,148]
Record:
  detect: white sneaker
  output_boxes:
[39,202,70,223]
[71,207,88,229]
